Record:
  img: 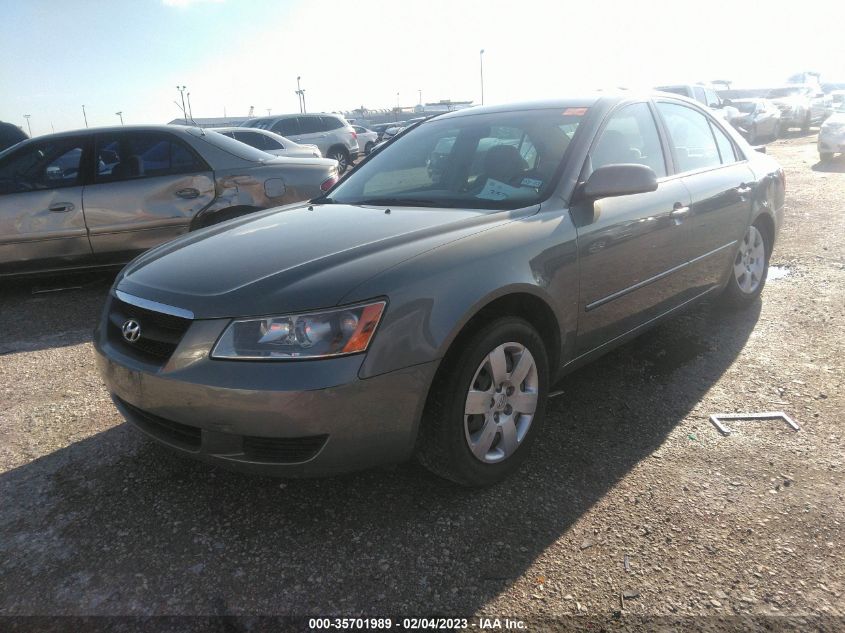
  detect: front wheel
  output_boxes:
[364,141,374,155]
[417,317,549,487]
[720,222,770,308]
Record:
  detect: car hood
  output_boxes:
[823,113,845,126]
[116,203,515,319]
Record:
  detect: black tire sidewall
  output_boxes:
[433,317,549,487]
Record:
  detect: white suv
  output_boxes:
[242,114,359,172]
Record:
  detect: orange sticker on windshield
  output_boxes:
[563,107,588,116]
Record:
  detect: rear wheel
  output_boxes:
[417,317,548,487]
[364,141,374,155]
[720,221,770,308]
[327,147,349,174]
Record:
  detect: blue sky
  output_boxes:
[2,0,843,136]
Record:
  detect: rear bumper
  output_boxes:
[94,319,438,476]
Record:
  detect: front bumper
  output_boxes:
[95,316,438,476]
[818,128,845,154]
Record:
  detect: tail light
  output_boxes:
[321,174,338,192]
[351,130,358,139]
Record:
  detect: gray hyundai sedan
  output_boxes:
[95,94,785,486]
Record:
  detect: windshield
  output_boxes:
[192,129,274,162]
[326,108,587,210]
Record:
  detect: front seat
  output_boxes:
[111,155,145,180]
[592,130,639,169]
[478,144,529,187]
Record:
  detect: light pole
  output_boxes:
[176,86,187,124]
[296,76,306,114]
[82,104,88,128]
[479,49,485,106]
[418,89,422,106]
[187,92,193,121]
[266,108,271,116]
[23,114,31,135]
[115,111,124,125]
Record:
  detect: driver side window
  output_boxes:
[0,138,86,195]
[591,103,667,177]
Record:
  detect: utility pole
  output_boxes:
[23,114,31,135]
[479,49,485,106]
[176,86,187,124]
[418,89,422,106]
[187,92,194,121]
[266,108,271,116]
[115,111,124,125]
[82,104,88,128]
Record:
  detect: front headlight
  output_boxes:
[211,300,386,360]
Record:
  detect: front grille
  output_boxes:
[118,398,202,450]
[242,434,328,463]
[106,295,192,366]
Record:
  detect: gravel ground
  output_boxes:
[0,134,843,629]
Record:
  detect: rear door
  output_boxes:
[0,135,92,275]
[296,116,329,154]
[655,101,754,292]
[82,130,215,262]
[572,101,693,354]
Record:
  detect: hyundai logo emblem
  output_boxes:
[121,319,141,343]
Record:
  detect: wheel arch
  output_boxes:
[434,288,563,386]
[751,209,776,257]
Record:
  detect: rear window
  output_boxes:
[322,116,345,130]
[193,129,272,162]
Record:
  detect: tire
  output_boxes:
[801,113,811,132]
[364,141,374,155]
[720,220,771,308]
[820,152,833,163]
[771,121,781,141]
[327,147,349,174]
[416,317,549,487]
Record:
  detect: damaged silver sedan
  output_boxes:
[0,125,338,277]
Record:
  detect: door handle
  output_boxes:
[175,188,200,199]
[670,203,690,219]
[48,202,74,212]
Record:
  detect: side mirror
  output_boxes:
[581,164,658,199]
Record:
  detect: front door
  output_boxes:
[0,135,92,275]
[572,102,693,355]
[655,101,755,292]
[82,131,215,262]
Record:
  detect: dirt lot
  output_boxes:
[0,134,843,630]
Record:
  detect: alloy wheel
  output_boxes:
[463,342,539,464]
[733,225,766,294]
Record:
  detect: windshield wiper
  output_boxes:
[354,197,453,208]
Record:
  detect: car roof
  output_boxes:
[17,124,203,141]
[248,113,344,123]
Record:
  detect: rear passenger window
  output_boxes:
[272,118,299,136]
[656,102,721,173]
[710,122,737,164]
[95,133,205,182]
[298,117,324,134]
[591,102,667,177]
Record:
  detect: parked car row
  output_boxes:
[92,92,786,485]
[240,113,359,173]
